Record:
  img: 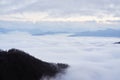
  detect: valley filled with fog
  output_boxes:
[0,32,120,80]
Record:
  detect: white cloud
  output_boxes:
[0,0,120,31]
[0,12,120,24]
[0,33,120,80]
[0,0,38,14]
[0,20,120,33]
[0,0,120,21]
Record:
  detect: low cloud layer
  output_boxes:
[0,32,120,80]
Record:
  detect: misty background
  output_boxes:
[0,0,120,37]
[0,0,120,80]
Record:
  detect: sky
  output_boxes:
[0,0,120,33]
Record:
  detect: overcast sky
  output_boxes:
[0,0,120,32]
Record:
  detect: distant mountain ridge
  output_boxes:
[70,29,120,37]
[0,26,120,37]
[0,28,10,33]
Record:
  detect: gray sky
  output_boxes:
[0,0,120,31]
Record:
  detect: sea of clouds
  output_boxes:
[0,31,120,80]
